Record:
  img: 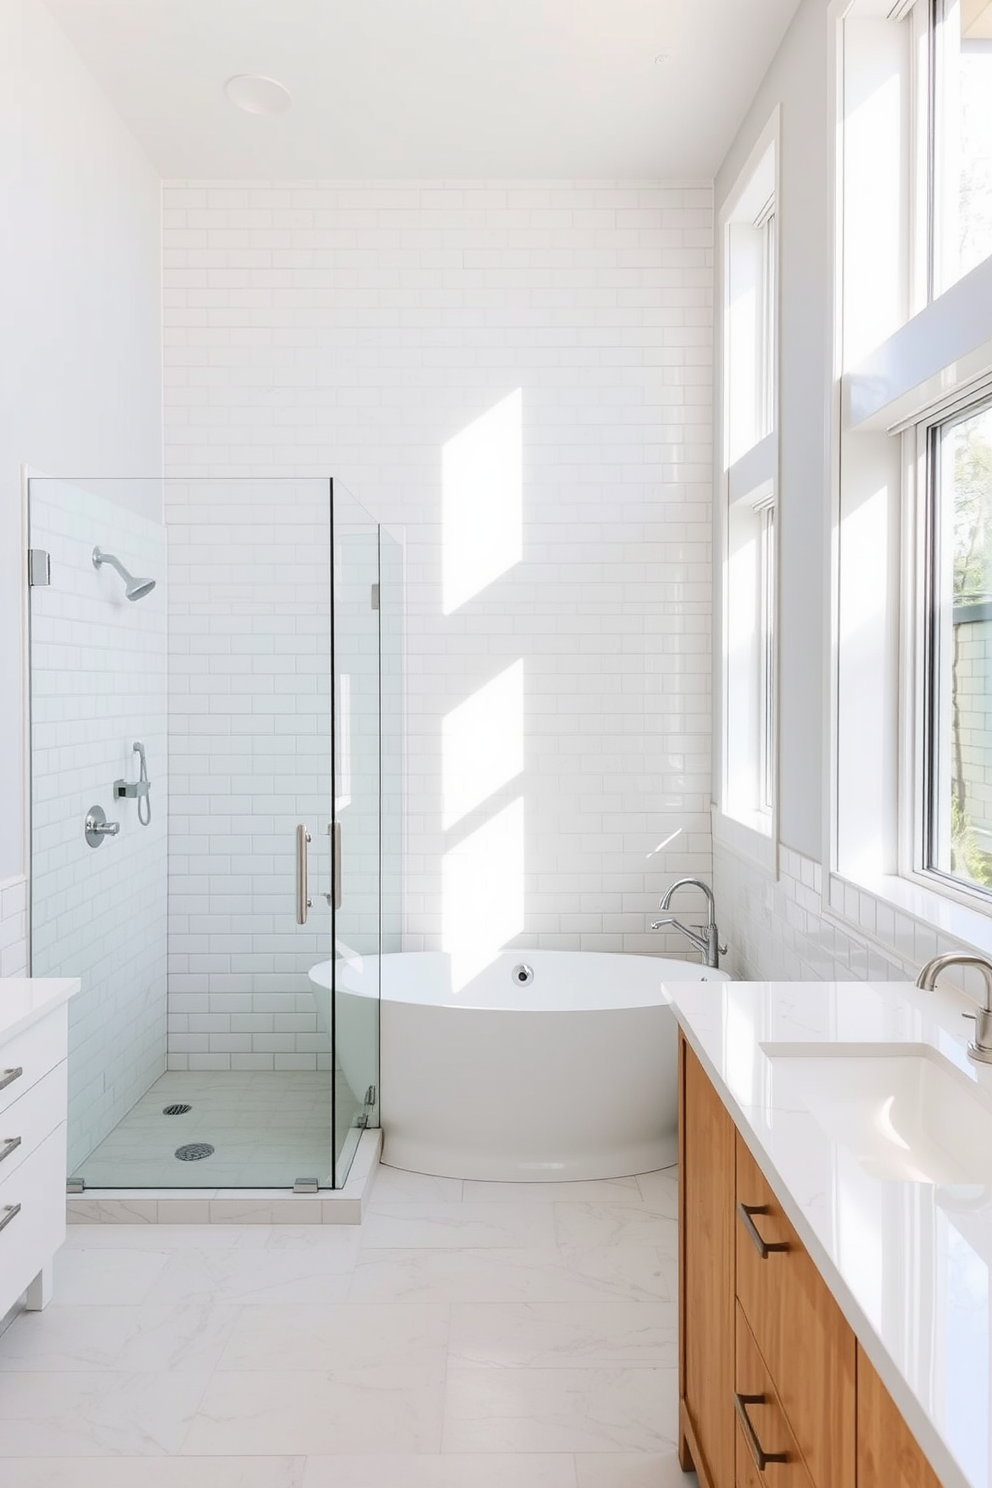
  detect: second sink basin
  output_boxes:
[761,1042,992,1185]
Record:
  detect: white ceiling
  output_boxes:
[44,0,803,180]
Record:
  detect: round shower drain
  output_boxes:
[511,963,534,986]
[175,1143,214,1162]
[162,1104,192,1116]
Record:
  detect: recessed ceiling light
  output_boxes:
[224,74,292,115]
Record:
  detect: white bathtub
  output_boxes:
[310,949,727,1182]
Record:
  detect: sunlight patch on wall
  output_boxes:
[442,389,522,614]
[442,661,524,830]
[442,797,524,992]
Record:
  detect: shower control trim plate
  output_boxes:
[85,806,121,848]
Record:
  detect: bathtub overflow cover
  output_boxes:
[512,963,534,986]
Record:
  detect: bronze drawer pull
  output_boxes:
[0,1203,21,1235]
[735,1391,791,1471]
[737,1201,790,1259]
[0,1136,21,1166]
[0,1067,23,1093]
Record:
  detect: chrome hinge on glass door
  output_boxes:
[295,822,341,924]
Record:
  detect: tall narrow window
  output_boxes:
[932,0,992,292]
[924,397,992,894]
[719,126,779,845]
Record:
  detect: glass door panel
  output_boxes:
[331,485,382,1186]
[29,476,339,1191]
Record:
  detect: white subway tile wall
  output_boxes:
[0,877,27,979]
[29,483,168,1173]
[162,180,715,994]
[165,478,333,1073]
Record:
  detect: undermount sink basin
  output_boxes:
[761,1042,992,1185]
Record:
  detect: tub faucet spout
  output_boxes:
[651,878,726,969]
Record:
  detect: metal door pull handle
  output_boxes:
[0,1137,22,1166]
[0,1068,23,1093]
[734,1392,790,1471]
[295,824,313,925]
[737,1201,790,1259]
[0,1203,21,1234]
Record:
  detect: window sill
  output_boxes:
[828,868,992,963]
[712,806,777,875]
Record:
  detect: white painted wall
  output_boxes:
[0,0,162,901]
[162,181,714,963]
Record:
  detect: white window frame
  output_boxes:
[714,110,780,872]
[832,0,992,953]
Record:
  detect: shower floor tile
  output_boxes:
[76,1071,357,1190]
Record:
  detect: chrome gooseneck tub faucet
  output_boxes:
[652,877,727,969]
[917,952,992,1065]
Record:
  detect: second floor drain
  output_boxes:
[163,1104,192,1116]
[175,1143,214,1161]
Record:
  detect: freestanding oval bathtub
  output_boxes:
[310,950,728,1182]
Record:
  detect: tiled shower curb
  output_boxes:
[66,1128,381,1225]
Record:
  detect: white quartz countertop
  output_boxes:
[668,978,992,1488]
[0,978,80,1044]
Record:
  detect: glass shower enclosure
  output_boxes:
[26,475,398,1191]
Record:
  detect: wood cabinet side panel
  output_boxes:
[857,1345,943,1488]
[681,1037,736,1488]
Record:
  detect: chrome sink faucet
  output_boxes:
[917,952,992,1065]
[652,877,727,969]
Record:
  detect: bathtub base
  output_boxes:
[380,1130,679,1183]
[380,999,679,1183]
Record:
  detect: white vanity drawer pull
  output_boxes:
[0,1068,23,1093]
[0,1136,22,1166]
[0,1203,21,1234]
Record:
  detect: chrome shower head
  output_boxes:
[92,546,156,602]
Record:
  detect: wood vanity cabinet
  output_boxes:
[678,1033,947,1488]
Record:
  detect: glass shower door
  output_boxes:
[330,487,382,1186]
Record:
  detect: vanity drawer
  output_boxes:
[0,1010,68,1120]
[736,1303,815,1488]
[0,1123,67,1313]
[736,1134,855,1488]
[0,1061,68,1184]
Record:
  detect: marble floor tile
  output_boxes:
[0,1460,306,1488]
[359,1202,557,1249]
[574,1452,696,1487]
[448,1301,677,1369]
[52,1246,175,1305]
[442,1365,679,1454]
[461,1177,642,1205]
[0,1371,213,1456]
[0,1303,238,1374]
[553,1203,678,1249]
[142,1243,357,1306]
[301,1454,579,1487]
[216,1302,449,1372]
[182,1367,445,1455]
[634,1168,679,1213]
[368,1167,465,1203]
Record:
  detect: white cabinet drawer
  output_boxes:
[0,1123,67,1316]
[0,1010,68,1119]
[0,1062,67,1185]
